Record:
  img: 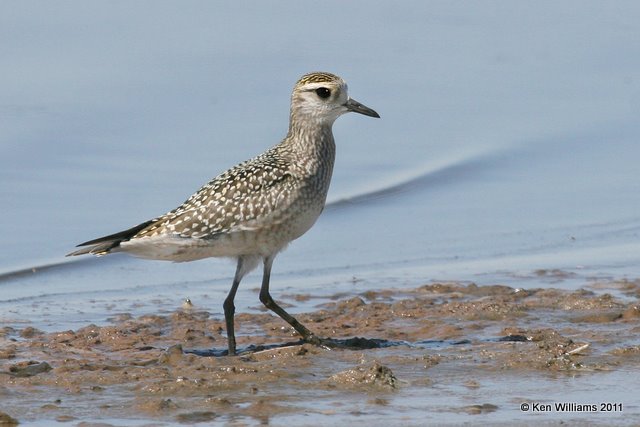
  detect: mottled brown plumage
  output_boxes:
[68,71,379,354]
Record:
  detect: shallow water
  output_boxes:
[2,282,639,426]
[1,1,640,425]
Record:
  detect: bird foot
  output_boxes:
[303,334,333,350]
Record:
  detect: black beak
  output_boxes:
[344,98,380,118]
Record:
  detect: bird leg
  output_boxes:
[223,257,245,356]
[259,255,322,346]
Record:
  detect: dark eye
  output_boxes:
[315,87,331,99]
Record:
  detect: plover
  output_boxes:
[68,71,380,355]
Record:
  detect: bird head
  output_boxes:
[290,72,380,126]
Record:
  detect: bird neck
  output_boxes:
[285,116,336,157]
[287,110,336,134]
[280,118,336,184]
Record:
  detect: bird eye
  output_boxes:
[315,87,331,99]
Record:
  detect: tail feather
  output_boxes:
[67,219,155,257]
[66,242,119,257]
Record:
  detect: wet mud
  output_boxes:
[1,279,639,425]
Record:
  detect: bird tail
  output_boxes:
[66,220,155,257]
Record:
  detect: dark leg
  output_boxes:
[258,255,322,345]
[223,257,245,356]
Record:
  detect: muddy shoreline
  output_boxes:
[1,280,639,426]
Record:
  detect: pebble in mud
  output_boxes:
[158,344,185,365]
[19,327,43,338]
[136,398,179,414]
[0,345,16,360]
[8,361,52,378]
[327,362,398,390]
[463,379,480,389]
[610,345,640,356]
[462,403,498,415]
[569,310,623,323]
[0,411,19,426]
[621,305,640,319]
[247,344,312,361]
[175,411,218,423]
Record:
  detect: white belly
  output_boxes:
[119,201,324,262]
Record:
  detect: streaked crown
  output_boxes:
[295,72,343,87]
[290,72,349,124]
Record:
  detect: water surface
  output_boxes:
[1,1,639,425]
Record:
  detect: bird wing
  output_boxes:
[67,149,302,256]
[134,153,300,239]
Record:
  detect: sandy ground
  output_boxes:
[1,278,639,426]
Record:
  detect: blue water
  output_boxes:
[2,2,640,426]
[2,2,640,328]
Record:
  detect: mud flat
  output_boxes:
[1,279,639,426]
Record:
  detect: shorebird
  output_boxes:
[68,71,379,355]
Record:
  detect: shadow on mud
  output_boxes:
[185,336,478,357]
